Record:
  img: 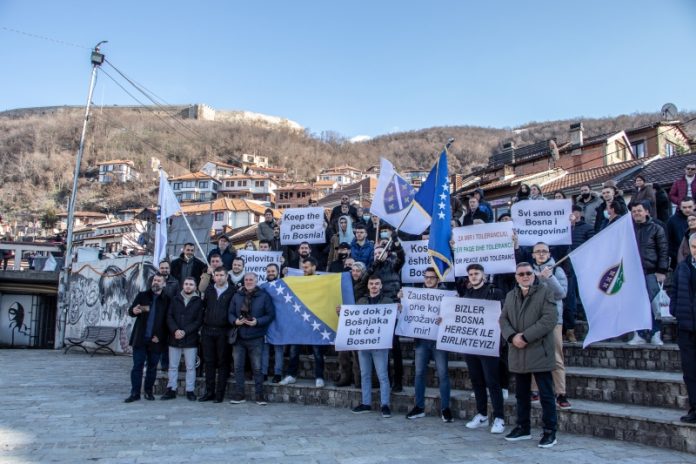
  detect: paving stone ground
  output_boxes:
[1,349,694,464]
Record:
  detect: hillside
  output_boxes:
[0,105,693,223]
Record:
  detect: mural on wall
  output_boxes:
[8,301,30,346]
[64,256,156,354]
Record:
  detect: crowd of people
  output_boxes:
[123,164,696,449]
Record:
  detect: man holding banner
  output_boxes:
[500,262,558,448]
[404,267,454,423]
[459,264,506,434]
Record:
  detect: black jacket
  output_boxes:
[633,218,669,275]
[667,210,690,266]
[367,242,405,300]
[594,197,628,233]
[228,287,276,340]
[128,290,170,351]
[460,282,505,305]
[202,284,236,335]
[170,253,207,286]
[571,219,594,250]
[207,247,236,271]
[167,293,204,348]
[669,259,696,332]
[462,207,491,226]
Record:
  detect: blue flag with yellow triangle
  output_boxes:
[263,273,355,345]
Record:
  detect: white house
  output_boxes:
[317,165,363,185]
[169,172,220,202]
[200,160,242,179]
[218,174,278,205]
[97,160,139,183]
[180,198,280,232]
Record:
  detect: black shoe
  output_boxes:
[229,394,246,404]
[272,374,282,383]
[505,426,532,441]
[186,391,197,401]
[441,408,453,423]
[198,392,215,402]
[124,394,140,403]
[256,395,268,406]
[681,408,696,423]
[391,383,403,393]
[351,404,372,414]
[381,405,392,418]
[538,430,557,448]
[144,392,155,401]
[160,388,176,400]
[213,395,224,404]
[406,406,425,420]
[335,378,352,387]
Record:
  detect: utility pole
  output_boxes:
[56,42,106,348]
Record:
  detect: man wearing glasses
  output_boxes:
[500,262,559,449]
[669,163,696,206]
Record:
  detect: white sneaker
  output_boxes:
[650,331,664,346]
[627,333,646,345]
[490,417,505,434]
[502,389,509,400]
[465,413,489,429]
[279,375,296,385]
[315,378,325,388]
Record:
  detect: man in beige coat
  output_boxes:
[500,262,558,449]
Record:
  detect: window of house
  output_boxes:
[173,182,182,190]
[225,181,233,188]
[632,140,646,158]
[239,180,248,187]
[183,181,195,188]
[212,183,218,191]
[666,142,677,157]
[199,181,209,189]
[255,180,264,187]
[214,212,224,221]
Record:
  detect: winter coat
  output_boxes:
[367,242,405,300]
[128,290,170,351]
[357,294,394,305]
[170,253,207,286]
[207,246,236,270]
[571,219,594,250]
[228,287,275,340]
[669,259,696,332]
[351,238,375,267]
[655,185,671,223]
[677,228,696,265]
[633,218,669,275]
[633,185,657,219]
[667,210,690,266]
[500,283,557,373]
[166,293,204,348]
[257,220,276,242]
[202,284,236,335]
[531,257,567,325]
[462,207,491,226]
[162,276,180,299]
[594,196,628,233]
[575,192,603,228]
[669,177,696,206]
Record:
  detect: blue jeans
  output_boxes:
[262,342,285,376]
[465,354,504,419]
[233,337,265,398]
[130,345,161,396]
[514,371,557,432]
[287,345,325,379]
[414,339,450,410]
[641,274,662,338]
[358,349,390,407]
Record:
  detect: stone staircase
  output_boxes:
[155,326,696,453]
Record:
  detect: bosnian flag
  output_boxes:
[371,158,430,235]
[154,169,182,265]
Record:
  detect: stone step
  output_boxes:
[383,338,683,372]
[295,355,689,409]
[572,319,678,343]
[154,376,696,453]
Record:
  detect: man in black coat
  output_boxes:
[207,235,236,271]
[161,277,204,401]
[667,197,694,269]
[330,194,358,224]
[462,197,492,225]
[199,266,236,403]
[171,242,207,286]
[124,273,170,403]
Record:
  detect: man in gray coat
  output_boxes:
[500,262,558,449]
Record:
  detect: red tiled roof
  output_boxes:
[542,159,644,194]
[169,171,218,182]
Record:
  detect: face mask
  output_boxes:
[363,215,371,221]
[603,210,610,219]
[581,193,590,199]
[338,252,348,259]
[246,246,254,250]
[380,231,390,239]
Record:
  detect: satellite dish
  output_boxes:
[661,103,678,120]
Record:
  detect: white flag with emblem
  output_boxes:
[154,169,182,265]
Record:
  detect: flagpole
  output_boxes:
[178,211,210,265]
[377,138,454,261]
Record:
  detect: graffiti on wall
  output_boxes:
[64,256,156,354]
[8,301,30,346]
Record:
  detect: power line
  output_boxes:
[0,26,90,49]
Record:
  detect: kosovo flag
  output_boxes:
[414,149,453,280]
[264,273,355,345]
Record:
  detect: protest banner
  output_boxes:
[436,296,501,356]
[511,199,572,246]
[236,250,281,283]
[452,222,516,276]
[335,303,398,351]
[280,207,326,245]
[395,287,456,340]
[401,240,455,283]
